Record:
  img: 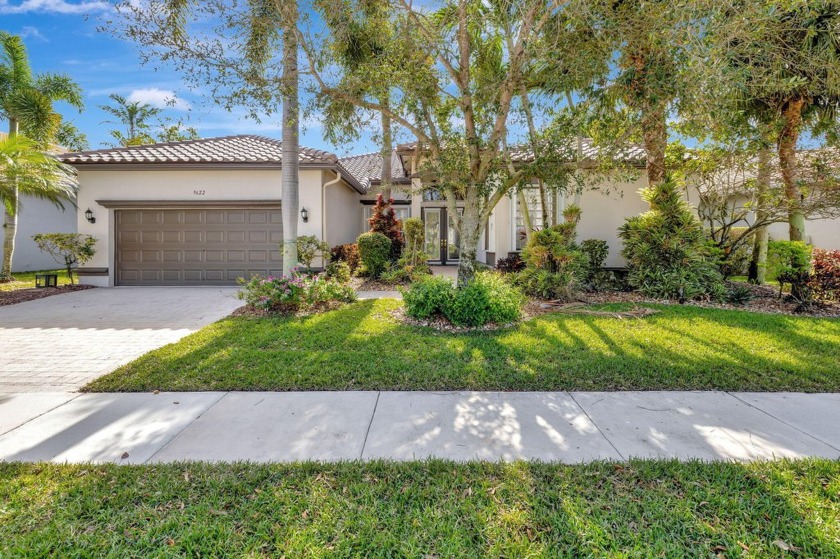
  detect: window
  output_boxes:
[514,188,563,250]
[362,205,410,234]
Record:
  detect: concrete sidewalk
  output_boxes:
[1,391,838,464]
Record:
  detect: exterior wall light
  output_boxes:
[300,207,309,223]
[85,208,96,224]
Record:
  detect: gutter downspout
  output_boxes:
[321,170,343,267]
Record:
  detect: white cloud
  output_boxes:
[0,0,110,14]
[127,88,191,111]
[19,26,47,42]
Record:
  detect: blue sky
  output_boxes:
[0,0,380,155]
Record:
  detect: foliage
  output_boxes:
[99,93,200,147]
[767,241,812,301]
[237,271,356,313]
[810,249,840,303]
[619,177,725,300]
[494,254,525,274]
[325,260,351,284]
[401,275,454,320]
[445,272,524,327]
[357,231,392,278]
[401,216,427,266]
[726,284,755,306]
[367,193,403,260]
[0,135,76,217]
[380,257,431,285]
[295,235,330,270]
[330,243,360,272]
[579,238,611,290]
[88,298,840,393]
[31,233,96,285]
[515,205,587,300]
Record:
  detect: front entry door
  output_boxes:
[423,208,461,264]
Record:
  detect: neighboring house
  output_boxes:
[58,134,840,287]
[0,194,77,272]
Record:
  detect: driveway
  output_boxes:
[0,287,242,392]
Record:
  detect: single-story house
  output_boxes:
[58,134,840,286]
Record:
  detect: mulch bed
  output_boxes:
[231,300,350,318]
[350,277,406,291]
[0,285,95,307]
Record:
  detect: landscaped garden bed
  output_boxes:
[2,459,839,557]
[84,298,840,393]
[0,270,95,306]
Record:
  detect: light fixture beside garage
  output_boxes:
[300,207,309,223]
[85,208,96,224]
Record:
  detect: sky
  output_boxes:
[0,0,380,156]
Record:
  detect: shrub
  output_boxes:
[238,272,356,313]
[367,193,403,259]
[402,217,424,256]
[357,232,392,278]
[810,249,840,302]
[237,275,307,312]
[445,271,524,326]
[325,260,351,284]
[32,233,97,284]
[580,239,610,290]
[726,284,755,306]
[295,235,330,270]
[768,240,812,301]
[495,254,525,274]
[401,275,455,319]
[720,227,754,279]
[618,177,725,300]
[330,243,360,272]
[515,205,587,300]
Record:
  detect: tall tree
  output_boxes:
[0,31,82,280]
[710,0,840,241]
[113,0,301,275]
[310,0,594,285]
[0,135,78,280]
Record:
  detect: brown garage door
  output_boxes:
[116,208,283,285]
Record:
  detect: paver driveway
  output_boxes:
[0,287,241,392]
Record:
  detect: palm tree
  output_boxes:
[99,93,163,147]
[162,0,301,276]
[0,135,77,280]
[0,31,83,280]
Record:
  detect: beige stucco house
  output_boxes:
[59,134,840,286]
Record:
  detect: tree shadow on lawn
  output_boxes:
[1,460,838,557]
[85,300,840,393]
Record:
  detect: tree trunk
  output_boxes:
[517,190,533,244]
[380,102,392,202]
[520,86,549,226]
[778,97,806,242]
[642,102,667,187]
[456,196,483,288]
[281,4,300,277]
[748,147,771,284]
[1,118,20,280]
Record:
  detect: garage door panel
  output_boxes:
[206,230,224,243]
[227,231,246,243]
[116,208,283,286]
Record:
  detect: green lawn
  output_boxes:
[86,298,840,393]
[0,269,71,291]
[1,460,838,557]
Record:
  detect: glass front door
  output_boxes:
[424,208,461,264]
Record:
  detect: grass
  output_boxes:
[0,269,71,291]
[1,459,839,557]
[86,298,840,393]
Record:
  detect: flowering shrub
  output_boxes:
[238,270,356,313]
